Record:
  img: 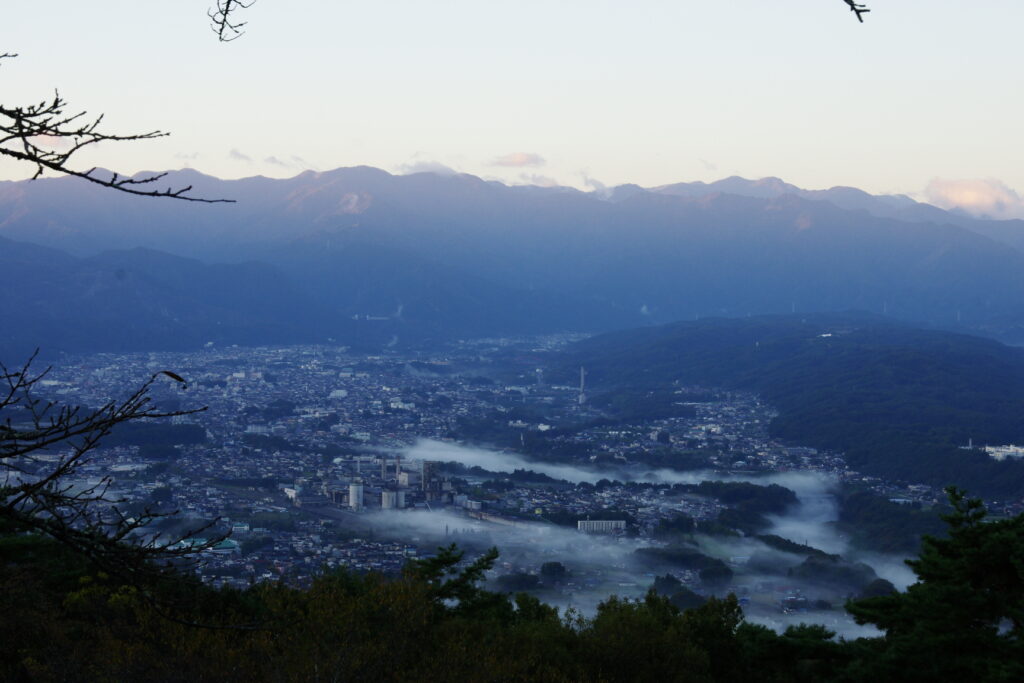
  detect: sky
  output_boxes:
[2,1,1024,214]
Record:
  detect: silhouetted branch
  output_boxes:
[206,1,870,42]
[209,0,256,42]
[842,0,871,23]
[0,54,232,202]
[1,353,224,585]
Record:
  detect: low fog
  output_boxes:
[400,439,611,484]
[380,439,918,636]
[365,507,652,616]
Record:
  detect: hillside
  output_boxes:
[0,235,615,361]
[560,314,1024,496]
[0,237,346,360]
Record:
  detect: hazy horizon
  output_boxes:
[4,1,1024,218]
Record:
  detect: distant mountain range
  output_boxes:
[649,176,1024,253]
[3,167,1024,358]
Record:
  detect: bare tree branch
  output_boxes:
[209,0,256,42]
[842,0,871,23]
[1,353,226,586]
[0,54,232,202]
[204,1,870,42]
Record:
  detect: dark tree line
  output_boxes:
[2,489,1022,681]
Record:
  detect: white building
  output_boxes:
[577,519,626,534]
[349,482,365,511]
[986,445,1024,461]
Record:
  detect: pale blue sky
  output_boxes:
[2,1,1023,211]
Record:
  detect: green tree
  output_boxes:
[846,487,1024,681]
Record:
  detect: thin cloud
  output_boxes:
[228,148,253,163]
[28,134,73,151]
[924,178,1024,220]
[263,155,317,171]
[699,158,718,172]
[581,173,610,198]
[491,152,546,168]
[397,160,459,176]
[518,173,560,188]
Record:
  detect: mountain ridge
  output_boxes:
[4,167,1024,351]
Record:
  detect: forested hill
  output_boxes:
[560,313,1024,497]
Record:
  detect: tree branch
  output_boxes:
[0,54,232,202]
[1,353,224,586]
[209,1,256,42]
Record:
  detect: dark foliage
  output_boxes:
[494,572,541,592]
[756,534,839,560]
[634,546,731,575]
[653,513,696,540]
[845,488,1024,681]
[1,489,1022,681]
[858,578,897,599]
[681,480,799,514]
[837,488,948,554]
[787,555,878,593]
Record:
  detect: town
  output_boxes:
[20,336,1019,626]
